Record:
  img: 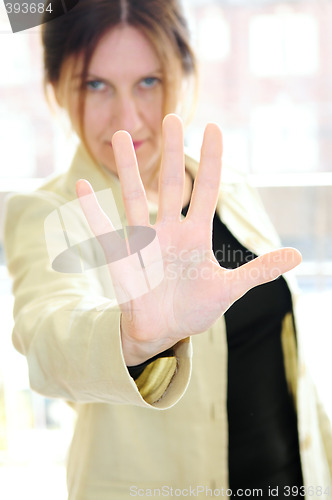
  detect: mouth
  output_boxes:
[132,140,144,151]
[106,140,145,151]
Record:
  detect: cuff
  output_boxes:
[135,355,178,404]
[127,348,175,380]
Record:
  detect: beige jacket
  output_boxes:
[4,145,332,499]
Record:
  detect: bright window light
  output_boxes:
[250,94,319,173]
[197,6,231,62]
[249,12,319,77]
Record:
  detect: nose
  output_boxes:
[113,93,143,135]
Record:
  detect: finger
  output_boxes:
[157,114,185,222]
[226,247,302,304]
[76,179,131,264]
[186,123,223,224]
[112,131,150,226]
[76,179,115,237]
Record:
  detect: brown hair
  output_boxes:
[41,0,198,144]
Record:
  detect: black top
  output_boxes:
[210,211,303,495]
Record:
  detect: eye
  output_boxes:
[86,80,107,92]
[139,77,160,89]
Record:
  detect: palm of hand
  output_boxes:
[121,218,224,348]
[76,114,301,365]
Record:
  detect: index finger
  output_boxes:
[186,123,223,224]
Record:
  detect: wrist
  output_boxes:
[120,315,157,366]
[120,314,177,366]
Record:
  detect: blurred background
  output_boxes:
[0,0,331,498]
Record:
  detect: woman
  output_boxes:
[4,0,332,498]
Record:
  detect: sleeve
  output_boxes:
[3,191,192,409]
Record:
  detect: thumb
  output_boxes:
[226,247,302,303]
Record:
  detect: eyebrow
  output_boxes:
[73,68,163,83]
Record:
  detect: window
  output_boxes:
[249,11,319,77]
[250,96,319,174]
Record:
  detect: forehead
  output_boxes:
[88,25,162,77]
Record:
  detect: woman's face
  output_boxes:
[70,25,165,185]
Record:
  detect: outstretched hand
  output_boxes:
[76,114,302,366]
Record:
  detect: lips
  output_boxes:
[106,139,145,151]
[132,140,144,150]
